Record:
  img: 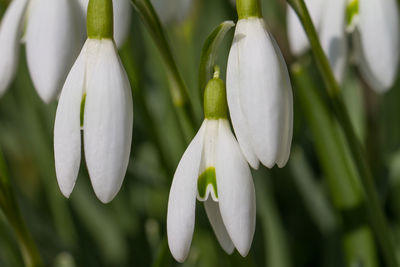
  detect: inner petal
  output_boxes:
[197,167,218,202]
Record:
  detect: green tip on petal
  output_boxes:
[236,0,262,20]
[80,93,87,127]
[204,67,228,120]
[87,0,114,39]
[197,167,218,200]
[346,0,359,27]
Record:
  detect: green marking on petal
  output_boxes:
[346,0,359,27]
[80,93,87,127]
[197,167,218,200]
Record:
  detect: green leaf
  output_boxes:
[198,20,234,101]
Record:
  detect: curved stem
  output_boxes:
[130,0,198,141]
[287,1,399,266]
[0,151,43,267]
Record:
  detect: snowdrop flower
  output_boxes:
[167,69,256,262]
[351,0,400,92]
[227,0,293,169]
[79,0,132,48]
[287,0,324,56]
[54,0,133,203]
[0,0,84,102]
[287,0,400,92]
[287,0,347,83]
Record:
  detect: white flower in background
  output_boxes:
[167,73,256,262]
[0,0,84,102]
[79,0,132,48]
[287,0,324,56]
[151,0,193,24]
[287,0,400,92]
[287,0,347,83]
[54,0,133,203]
[227,10,293,169]
[352,0,400,92]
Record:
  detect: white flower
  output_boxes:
[0,0,84,102]
[167,119,256,262]
[54,38,133,203]
[287,0,324,56]
[0,0,28,96]
[287,0,347,83]
[287,0,400,92]
[352,0,400,92]
[79,0,132,48]
[227,17,293,169]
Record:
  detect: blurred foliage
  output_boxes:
[0,0,400,266]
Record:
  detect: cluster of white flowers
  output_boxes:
[0,0,134,203]
[167,0,293,262]
[287,0,400,92]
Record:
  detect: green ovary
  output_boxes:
[197,167,218,200]
[346,0,359,26]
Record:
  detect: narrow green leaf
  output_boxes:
[198,20,234,100]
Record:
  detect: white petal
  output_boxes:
[231,18,290,168]
[226,23,259,169]
[83,39,133,203]
[270,35,293,168]
[54,47,86,198]
[25,0,84,103]
[216,120,256,257]
[287,0,323,55]
[319,0,347,84]
[0,0,28,96]
[204,199,234,254]
[356,0,399,92]
[113,0,132,48]
[167,122,206,263]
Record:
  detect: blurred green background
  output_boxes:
[1,0,400,266]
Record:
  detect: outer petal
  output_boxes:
[78,0,131,48]
[83,39,133,203]
[25,0,83,103]
[167,122,206,263]
[0,0,28,96]
[287,0,323,55]
[54,46,86,198]
[204,199,235,254]
[319,0,347,84]
[356,0,399,92]
[226,23,259,169]
[216,120,256,257]
[231,18,289,168]
[270,35,293,168]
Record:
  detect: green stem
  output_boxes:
[0,151,43,267]
[130,0,198,141]
[119,36,175,177]
[287,1,398,266]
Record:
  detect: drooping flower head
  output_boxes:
[227,0,293,169]
[54,0,133,203]
[167,68,256,262]
[0,0,84,102]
